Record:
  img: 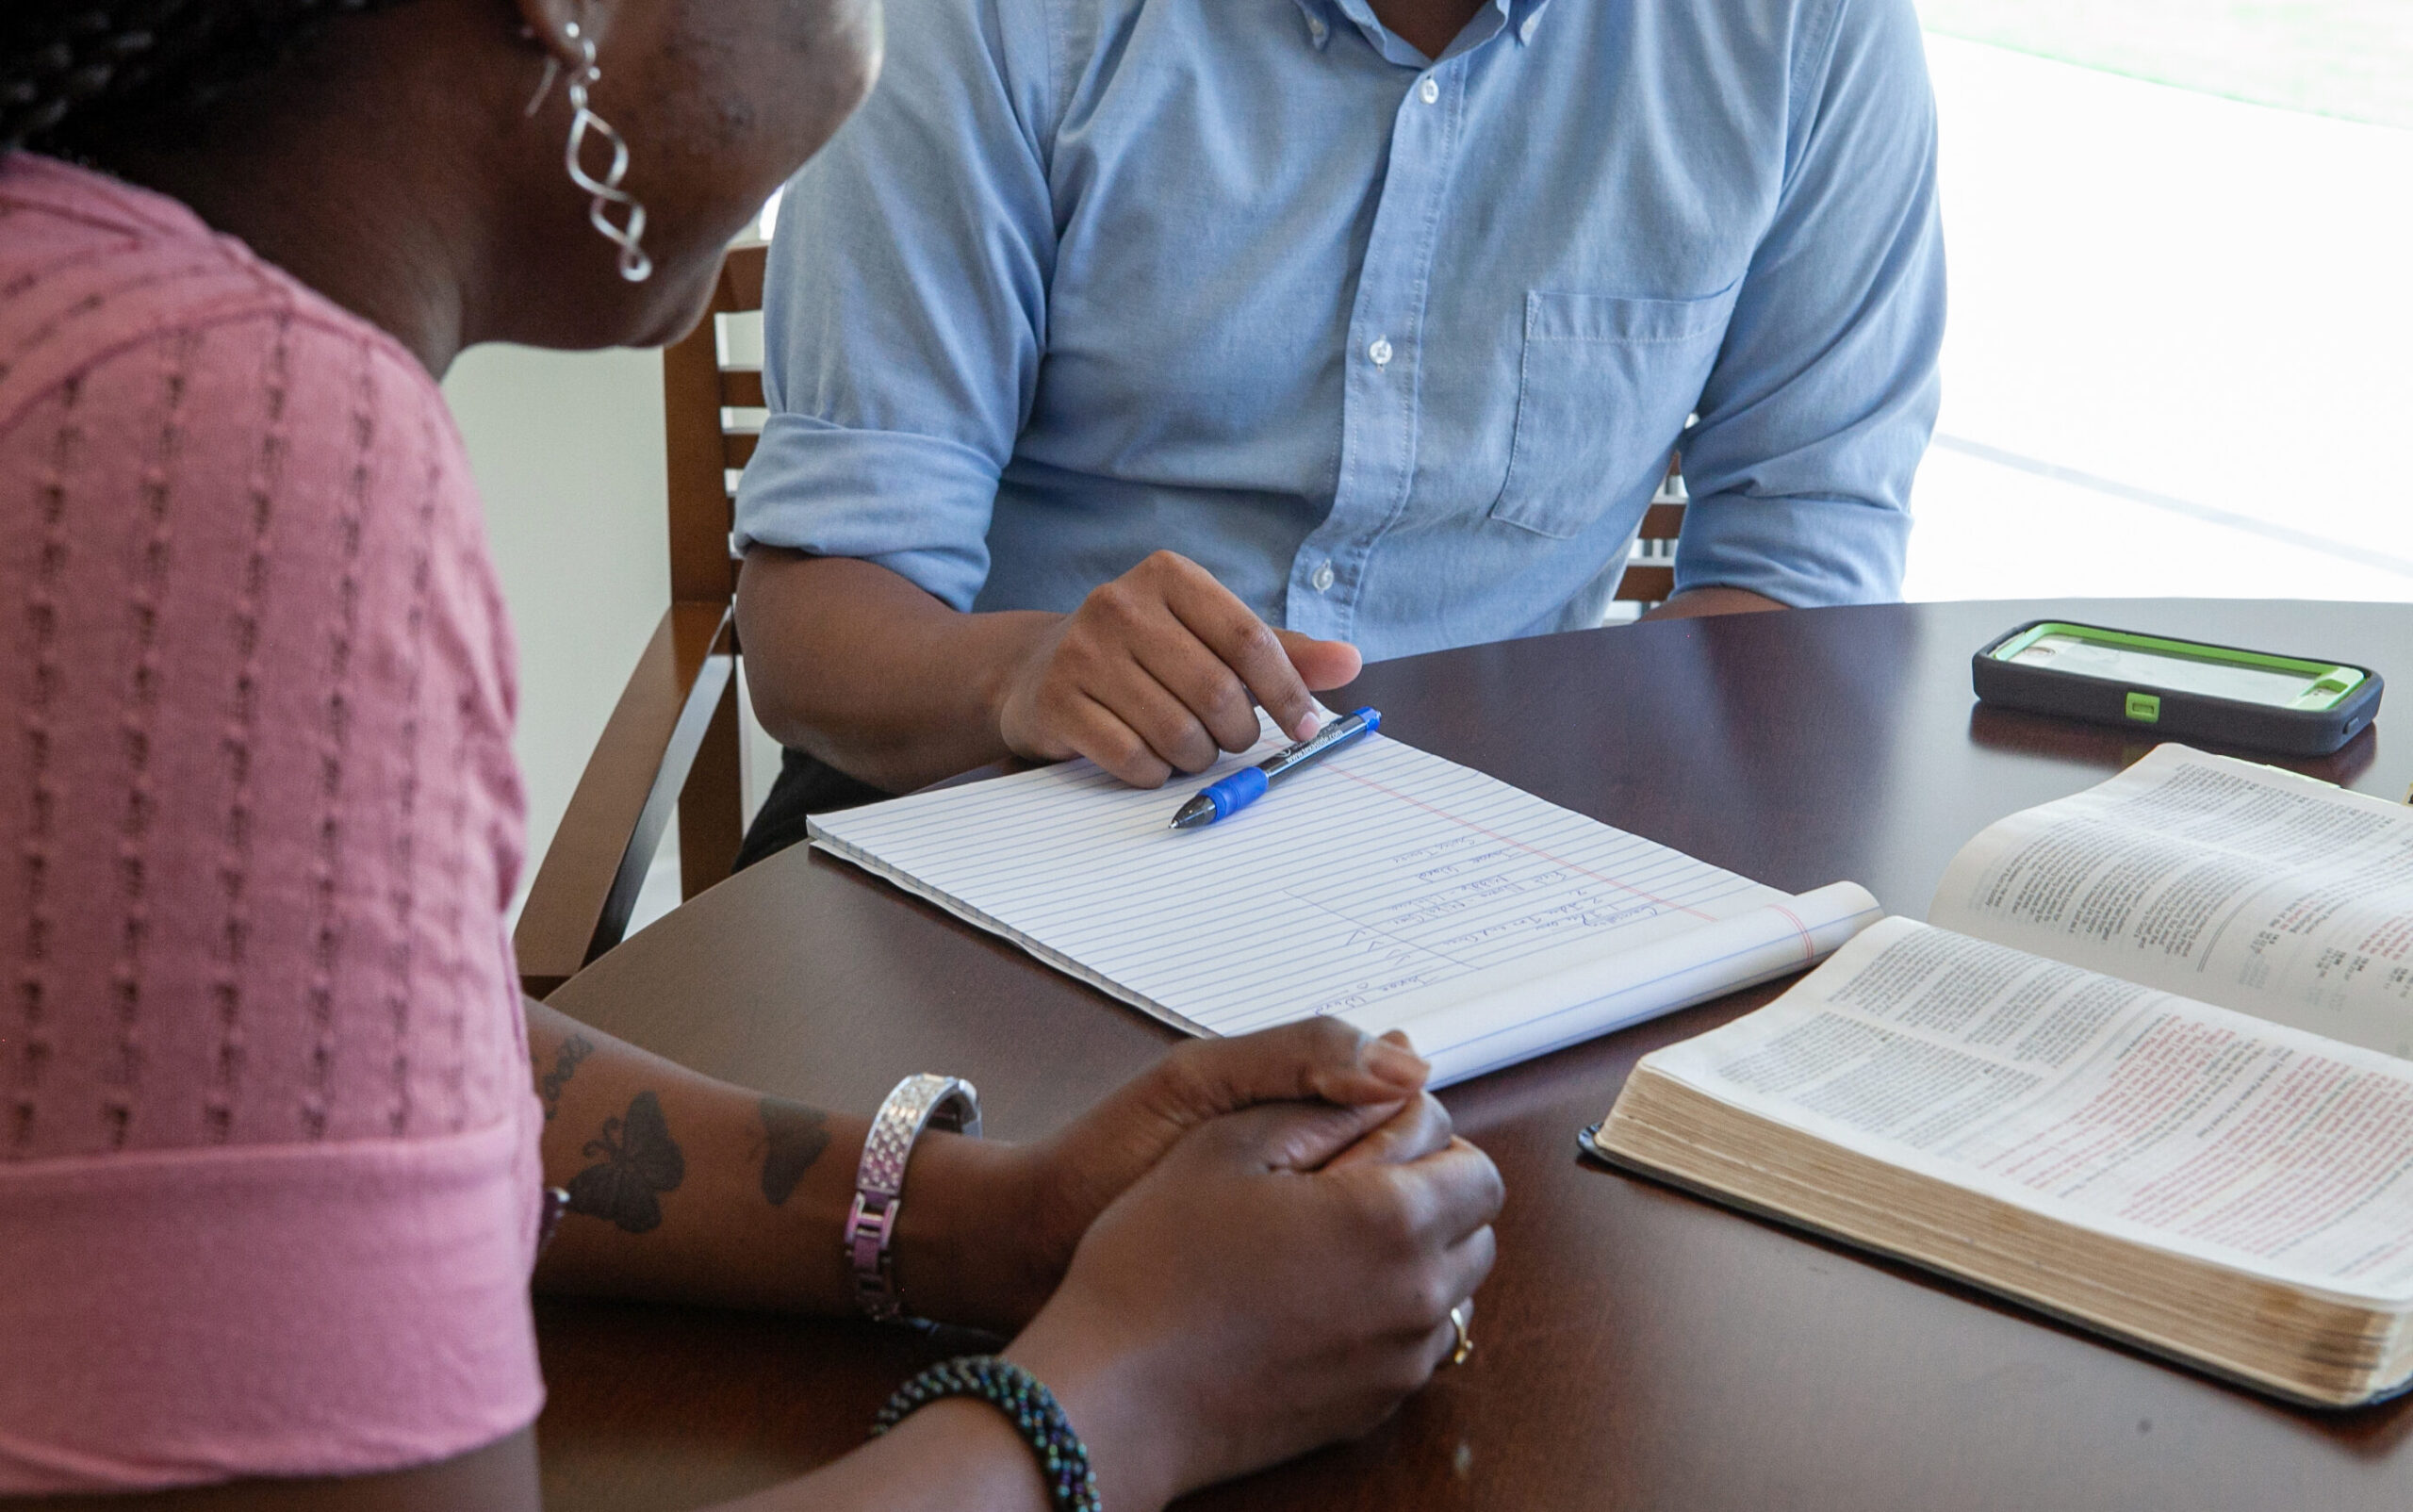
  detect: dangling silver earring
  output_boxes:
[524,22,652,283]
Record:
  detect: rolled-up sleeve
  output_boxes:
[1672,0,1945,607]
[733,0,1058,612]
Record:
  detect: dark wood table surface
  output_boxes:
[537,599,2413,1511]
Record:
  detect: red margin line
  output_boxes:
[1772,903,1814,961]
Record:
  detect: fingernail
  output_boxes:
[1295,714,1322,741]
[1363,1034,1428,1086]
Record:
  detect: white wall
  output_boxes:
[441,345,671,906]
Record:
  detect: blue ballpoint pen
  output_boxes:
[1169,707,1383,830]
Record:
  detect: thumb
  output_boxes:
[1138,1024,1428,1136]
[1200,1098,1398,1175]
[1273,629,1363,692]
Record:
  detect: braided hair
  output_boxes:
[2,1,427,156]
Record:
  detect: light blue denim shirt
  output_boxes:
[738,0,1945,661]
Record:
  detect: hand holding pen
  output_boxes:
[995,552,1363,790]
[1172,708,1383,829]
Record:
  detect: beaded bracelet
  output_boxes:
[871,1356,1102,1512]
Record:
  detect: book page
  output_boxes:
[811,716,1837,1075]
[1638,917,2413,1303]
[1930,745,2413,1059]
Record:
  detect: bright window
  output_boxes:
[1906,2,2413,602]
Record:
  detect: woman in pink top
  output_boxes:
[0,3,1502,1509]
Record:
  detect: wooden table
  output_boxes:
[536,600,2413,1511]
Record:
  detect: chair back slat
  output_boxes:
[1617,564,1677,601]
[721,243,769,311]
[721,368,766,408]
[1614,460,1687,605]
[1637,501,1686,542]
[662,242,773,608]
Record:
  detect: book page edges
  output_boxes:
[1590,1066,2413,1408]
[1638,917,2413,1300]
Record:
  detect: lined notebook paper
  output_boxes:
[811,721,1879,1084]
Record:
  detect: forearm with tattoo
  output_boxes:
[520,997,1028,1325]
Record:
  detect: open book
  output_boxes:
[809,715,1878,1087]
[1590,746,2413,1406]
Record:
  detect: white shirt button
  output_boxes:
[1368,337,1393,366]
[1311,560,1338,593]
[1519,16,1536,41]
[1419,76,1440,105]
[1308,16,1327,40]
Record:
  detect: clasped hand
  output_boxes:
[949,1020,1503,1510]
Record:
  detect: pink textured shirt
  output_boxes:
[0,154,546,1491]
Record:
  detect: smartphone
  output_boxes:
[1973,620,2382,756]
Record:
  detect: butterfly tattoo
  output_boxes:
[566,1091,686,1234]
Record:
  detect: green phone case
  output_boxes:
[1972,620,2382,757]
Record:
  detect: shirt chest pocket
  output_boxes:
[1487,284,1741,539]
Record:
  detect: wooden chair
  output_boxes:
[1620,464,1686,605]
[512,241,1687,994]
[513,244,769,997]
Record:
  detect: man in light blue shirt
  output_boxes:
[729,0,1943,856]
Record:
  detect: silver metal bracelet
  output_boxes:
[845,1073,982,1322]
